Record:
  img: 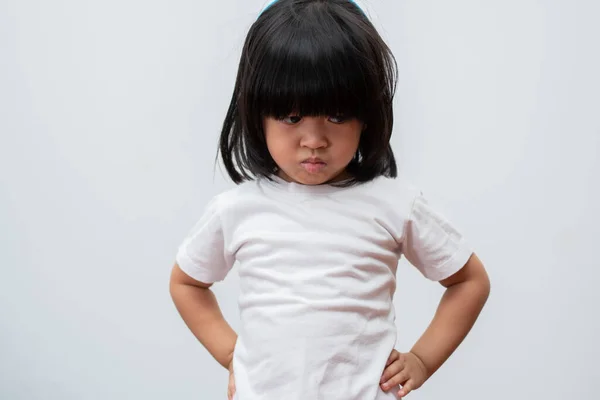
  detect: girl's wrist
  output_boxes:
[408,350,430,379]
[226,350,235,372]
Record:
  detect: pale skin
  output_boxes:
[170,115,491,398]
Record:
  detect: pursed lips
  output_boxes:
[300,157,327,173]
[301,157,326,164]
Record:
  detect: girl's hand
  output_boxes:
[380,349,428,398]
[227,358,236,400]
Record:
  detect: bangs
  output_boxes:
[246,5,378,121]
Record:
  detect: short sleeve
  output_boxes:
[175,195,234,284]
[401,192,473,281]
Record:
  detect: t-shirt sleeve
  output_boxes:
[175,195,234,284]
[401,192,473,281]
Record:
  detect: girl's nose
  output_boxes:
[299,119,328,149]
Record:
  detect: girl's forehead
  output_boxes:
[251,50,369,119]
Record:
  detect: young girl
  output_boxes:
[170,1,490,399]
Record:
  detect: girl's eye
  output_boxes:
[278,115,349,124]
[328,115,348,124]
[280,115,302,124]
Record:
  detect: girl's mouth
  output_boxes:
[301,159,327,173]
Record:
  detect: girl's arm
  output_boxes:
[411,253,490,377]
[169,264,237,369]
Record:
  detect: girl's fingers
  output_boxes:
[398,379,414,398]
[381,367,410,391]
[386,349,400,367]
[228,373,236,400]
[380,359,404,384]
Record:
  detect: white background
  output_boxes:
[1,0,598,399]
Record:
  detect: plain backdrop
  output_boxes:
[1,0,599,399]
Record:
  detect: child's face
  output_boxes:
[264,115,363,185]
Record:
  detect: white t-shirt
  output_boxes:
[176,175,473,400]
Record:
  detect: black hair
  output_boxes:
[218,0,398,184]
